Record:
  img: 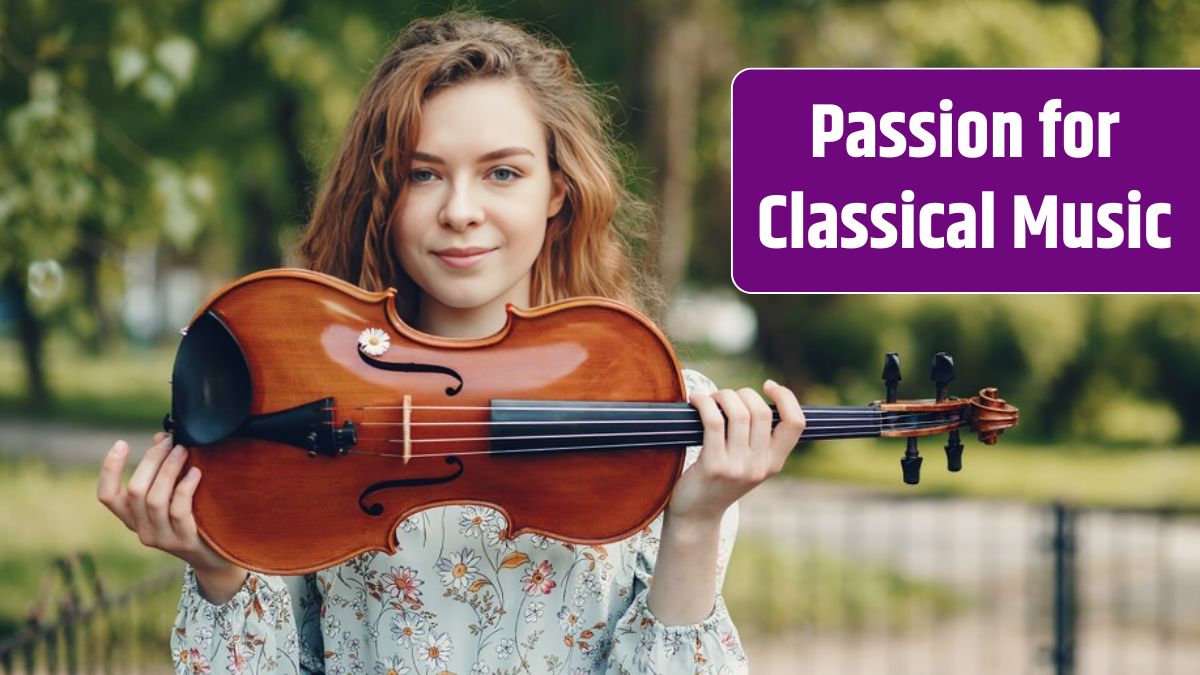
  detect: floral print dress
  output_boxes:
[171,370,747,675]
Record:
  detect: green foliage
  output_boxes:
[1132,298,1200,439]
[0,336,173,428]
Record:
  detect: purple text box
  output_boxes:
[731,69,1200,292]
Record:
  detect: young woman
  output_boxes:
[97,14,804,674]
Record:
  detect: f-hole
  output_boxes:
[358,352,465,396]
[357,456,466,516]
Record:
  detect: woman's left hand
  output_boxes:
[667,379,805,524]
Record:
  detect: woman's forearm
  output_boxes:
[645,511,723,625]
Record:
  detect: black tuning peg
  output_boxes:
[930,352,954,402]
[945,429,964,472]
[901,437,922,485]
[882,352,901,403]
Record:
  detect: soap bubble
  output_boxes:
[27,259,65,300]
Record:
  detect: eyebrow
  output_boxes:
[411,147,536,164]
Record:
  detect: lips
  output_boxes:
[433,246,497,269]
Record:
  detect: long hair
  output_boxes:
[295,13,654,321]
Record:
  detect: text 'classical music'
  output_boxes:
[757,98,1173,251]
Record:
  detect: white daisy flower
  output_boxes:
[459,506,495,538]
[358,327,391,356]
[436,548,481,590]
[391,612,426,647]
[484,523,515,552]
[418,632,453,671]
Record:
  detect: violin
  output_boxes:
[165,268,1018,574]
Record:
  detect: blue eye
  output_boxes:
[490,167,518,182]
[409,168,436,183]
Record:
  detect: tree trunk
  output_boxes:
[74,218,113,354]
[3,268,50,406]
[647,4,706,300]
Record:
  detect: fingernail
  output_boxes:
[109,441,126,457]
[160,434,174,447]
[186,467,200,480]
[171,444,185,457]
[765,379,777,388]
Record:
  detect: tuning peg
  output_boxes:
[901,437,922,485]
[882,352,901,403]
[945,429,964,471]
[931,352,954,402]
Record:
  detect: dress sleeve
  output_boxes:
[606,369,750,674]
[171,566,325,674]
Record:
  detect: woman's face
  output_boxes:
[393,79,566,325]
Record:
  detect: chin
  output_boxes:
[429,284,506,312]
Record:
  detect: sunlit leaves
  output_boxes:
[204,0,280,47]
[153,36,198,86]
[1,69,96,270]
[108,35,198,110]
[147,161,214,251]
[797,0,1099,67]
[110,45,149,89]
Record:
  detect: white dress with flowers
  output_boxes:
[171,369,747,675]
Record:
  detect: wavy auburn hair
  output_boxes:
[295,13,653,321]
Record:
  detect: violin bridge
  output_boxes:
[403,394,412,464]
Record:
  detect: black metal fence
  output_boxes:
[735,482,1200,675]
[0,553,181,675]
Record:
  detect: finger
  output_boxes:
[97,440,135,528]
[689,390,728,465]
[764,379,806,469]
[169,466,202,541]
[737,387,773,464]
[153,431,167,444]
[125,435,174,529]
[712,389,751,455]
[146,444,189,538]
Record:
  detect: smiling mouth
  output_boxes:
[433,247,497,269]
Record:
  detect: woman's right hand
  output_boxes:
[97,432,249,603]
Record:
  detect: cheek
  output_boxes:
[509,213,548,260]
[392,199,430,258]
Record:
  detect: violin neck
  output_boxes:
[488,400,886,456]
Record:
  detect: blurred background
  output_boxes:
[1,0,1198,673]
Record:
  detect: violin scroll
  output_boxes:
[876,352,1020,485]
[966,387,1020,445]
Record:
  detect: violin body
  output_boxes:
[171,268,687,574]
[169,268,1019,574]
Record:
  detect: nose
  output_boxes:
[439,179,484,232]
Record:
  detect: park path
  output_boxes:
[3,419,1198,674]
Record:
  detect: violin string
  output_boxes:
[336,411,953,429]
[340,410,955,429]
[321,404,942,414]
[343,425,958,460]
[347,415,959,445]
[348,412,945,427]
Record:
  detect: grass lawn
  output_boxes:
[0,337,174,429]
[724,536,965,637]
[785,437,1200,512]
[0,457,181,641]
